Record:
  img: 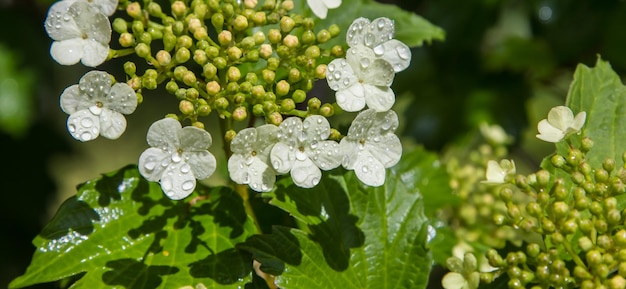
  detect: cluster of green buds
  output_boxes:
[475,138,626,289]
[114,0,343,129]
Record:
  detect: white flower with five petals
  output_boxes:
[326,45,396,112]
[306,0,341,19]
[536,106,586,143]
[339,109,402,186]
[138,118,217,200]
[270,115,341,188]
[60,70,137,141]
[228,124,279,192]
[346,17,412,72]
[44,0,112,67]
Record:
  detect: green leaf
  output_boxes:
[248,146,440,288]
[10,165,258,289]
[296,0,445,48]
[566,56,626,168]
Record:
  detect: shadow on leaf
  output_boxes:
[237,226,302,276]
[188,248,252,284]
[94,166,126,206]
[40,197,99,239]
[273,175,364,271]
[102,258,178,289]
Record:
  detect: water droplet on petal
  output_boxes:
[397,46,410,60]
[360,58,370,68]
[373,45,385,56]
[171,153,182,162]
[180,163,190,173]
[68,123,76,133]
[182,180,194,191]
[296,151,307,161]
[161,178,172,191]
[81,117,93,127]
[362,166,369,173]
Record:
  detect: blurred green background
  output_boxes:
[3,0,626,287]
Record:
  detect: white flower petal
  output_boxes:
[571,111,587,131]
[67,109,100,141]
[98,108,126,139]
[354,150,386,186]
[322,0,341,9]
[146,118,181,149]
[60,84,89,114]
[80,71,112,99]
[363,84,395,112]
[303,115,331,141]
[71,1,111,44]
[308,140,341,170]
[247,157,276,192]
[254,124,279,157]
[138,147,170,182]
[160,161,196,200]
[339,138,359,170]
[326,58,358,92]
[346,17,395,48]
[484,160,505,183]
[442,272,467,289]
[105,82,137,114]
[336,83,366,112]
[277,117,304,147]
[378,39,412,72]
[180,126,212,151]
[94,0,119,16]
[307,0,328,19]
[345,45,376,76]
[536,119,565,143]
[81,40,109,67]
[547,106,574,131]
[228,154,249,184]
[185,151,216,180]
[231,127,257,154]
[44,1,82,41]
[291,158,322,188]
[270,142,295,174]
[50,38,84,66]
[360,58,395,87]
[366,134,402,167]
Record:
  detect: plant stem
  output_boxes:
[236,183,263,234]
[563,236,587,269]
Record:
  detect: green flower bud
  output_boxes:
[537,192,549,206]
[227,66,242,82]
[262,69,275,83]
[112,18,128,34]
[119,32,135,47]
[172,21,185,35]
[186,87,199,100]
[142,77,157,90]
[124,61,136,76]
[535,265,549,280]
[163,31,177,51]
[541,217,555,233]
[293,89,306,103]
[315,64,327,79]
[131,20,144,34]
[562,219,578,235]
[227,46,243,61]
[179,99,194,115]
[182,71,197,86]
[192,121,204,129]
[280,16,295,32]
[135,42,150,58]
[171,1,187,18]
[252,104,264,116]
[234,15,249,31]
[301,30,316,45]
[319,103,334,117]
[610,276,626,289]
[197,104,211,116]
[329,24,340,37]
[574,265,591,279]
[581,137,594,152]
[595,263,610,278]
[126,2,142,19]
[308,97,321,111]
[597,235,613,250]
[214,97,228,110]
[551,232,564,244]
[317,29,331,43]
[175,47,191,63]
[280,98,295,112]
[166,80,179,93]
[305,45,321,59]
[175,88,186,99]
[268,29,281,44]
[202,63,217,79]
[222,3,234,18]
[276,45,291,58]
[331,45,344,57]
[283,35,299,49]
[620,261,626,277]
[206,81,220,96]
[551,154,566,168]
[567,149,583,166]
[527,243,541,258]
[193,27,208,41]
[193,50,208,65]
[263,101,277,113]
[233,106,247,121]
[239,81,252,93]
[595,219,608,234]
[138,32,152,44]
[211,13,224,30]
[552,201,569,219]
[156,50,172,66]
[251,85,265,99]
[213,57,227,69]
[526,202,541,217]
[218,30,232,46]
[281,0,294,10]
[252,11,267,26]
[590,201,603,216]
[275,80,290,96]
[226,82,239,95]
[147,2,162,16]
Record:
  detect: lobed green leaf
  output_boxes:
[10,165,258,289]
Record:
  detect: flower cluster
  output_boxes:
[44,0,409,198]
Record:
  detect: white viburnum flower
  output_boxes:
[442,253,480,289]
[138,118,217,200]
[346,17,412,72]
[339,109,402,187]
[44,0,111,67]
[270,115,341,188]
[482,159,515,184]
[479,122,513,146]
[306,0,341,19]
[51,0,119,16]
[326,45,396,112]
[536,106,586,143]
[228,124,279,192]
[60,70,137,141]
